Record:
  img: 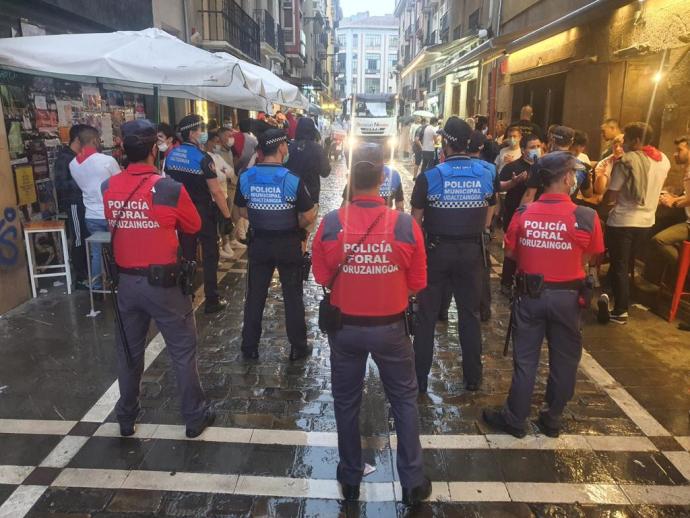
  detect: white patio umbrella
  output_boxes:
[412,110,436,118]
[213,52,308,109]
[0,28,269,113]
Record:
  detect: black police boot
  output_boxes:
[119,423,136,437]
[482,408,526,439]
[402,477,432,506]
[417,377,428,394]
[186,408,216,438]
[204,297,228,314]
[289,345,312,361]
[340,482,360,501]
[465,379,482,392]
[241,348,259,360]
[536,412,560,438]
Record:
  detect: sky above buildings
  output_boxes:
[341,0,395,17]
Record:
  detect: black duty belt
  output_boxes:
[542,280,584,290]
[427,233,482,243]
[252,228,301,238]
[117,264,178,276]
[341,313,405,327]
[117,266,150,276]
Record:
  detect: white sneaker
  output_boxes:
[220,249,235,261]
[228,239,247,249]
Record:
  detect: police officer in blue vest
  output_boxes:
[235,129,316,361]
[411,117,497,393]
[165,114,232,314]
[342,164,405,210]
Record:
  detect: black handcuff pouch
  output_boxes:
[319,291,343,334]
[148,264,179,288]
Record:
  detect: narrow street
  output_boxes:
[0,158,688,517]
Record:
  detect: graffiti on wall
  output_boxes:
[0,207,20,268]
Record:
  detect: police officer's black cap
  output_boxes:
[258,128,288,152]
[121,119,157,145]
[536,151,577,185]
[438,116,472,147]
[178,114,206,132]
[351,142,384,170]
[468,130,487,153]
[551,125,575,145]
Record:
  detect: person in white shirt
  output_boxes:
[653,135,690,268]
[206,131,236,261]
[419,117,439,173]
[599,122,671,325]
[69,125,121,290]
[495,125,523,174]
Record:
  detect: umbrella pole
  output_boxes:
[154,85,160,169]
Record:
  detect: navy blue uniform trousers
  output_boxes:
[242,233,307,353]
[502,288,582,429]
[414,240,484,386]
[329,321,425,489]
[115,274,209,428]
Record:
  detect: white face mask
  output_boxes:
[157,142,168,153]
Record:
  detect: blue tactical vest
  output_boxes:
[379,166,402,202]
[164,143,205,175]
[239,164,301,231]
[422,156,496,236]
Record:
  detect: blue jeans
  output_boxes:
[85,219,108,289]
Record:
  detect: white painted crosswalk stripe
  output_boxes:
[43,467,690,504]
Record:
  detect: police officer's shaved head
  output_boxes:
[536,151,577,188]
[439,117,472,153]
[351,143,384,191]
[122,119,158,163]
[259,129,288,156]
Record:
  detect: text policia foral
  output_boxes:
[341,241,401,275]
[519,220,574,250]
[107,199,161,230]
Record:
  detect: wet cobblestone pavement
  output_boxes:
[0,158,689,517]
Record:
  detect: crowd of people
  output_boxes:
[48,100,689,506]
[402,105,689,328]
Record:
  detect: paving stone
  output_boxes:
[106,489,163,513]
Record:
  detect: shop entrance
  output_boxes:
[511,73,566,131]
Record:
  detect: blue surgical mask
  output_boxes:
[527,148,542,162]
[198,132,208,145]
[283,152,290,165]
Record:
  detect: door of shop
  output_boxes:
[511,73,566,132]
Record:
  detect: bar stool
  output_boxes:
[85,231,112,316]
[668,240,690,322]
[23,220,72,298]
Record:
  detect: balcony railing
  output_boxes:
[254,9,276,50]
[200,0,260,63]
[277,25,285,56]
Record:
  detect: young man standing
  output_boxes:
[55,124,89,289]
[69,125,121,290]
[599,123,670,324]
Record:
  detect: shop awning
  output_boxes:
[431,0,631,80]
[401,36,476,79]
[430,31,523,80]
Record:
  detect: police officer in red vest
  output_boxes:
[483,151,604,438]
[312,143,432,506]
[102,120,215,439]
